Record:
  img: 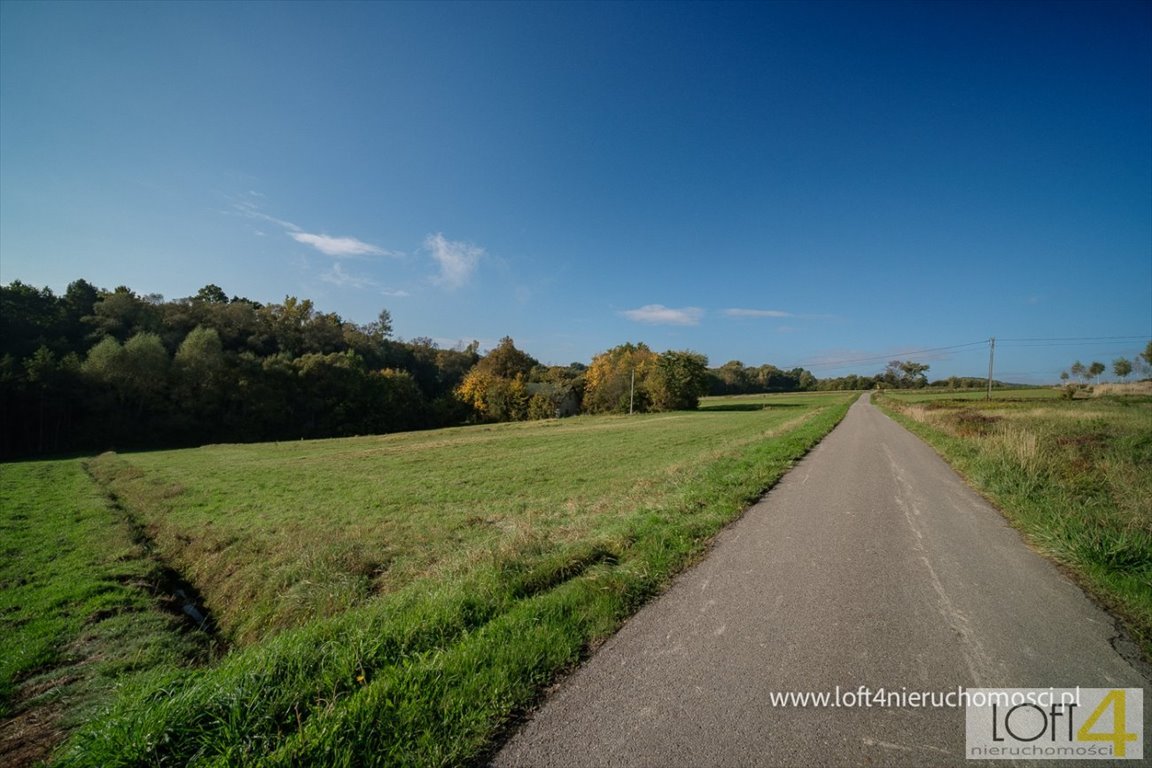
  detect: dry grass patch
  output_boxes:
[1092,382,1152,397]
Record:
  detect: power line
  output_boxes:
[997,336,1148,355]
[999,344,1143,353]
[770,335,1147,377]
[792,341,988,371]
[998,344,1146,352]
[998,335,1148,342]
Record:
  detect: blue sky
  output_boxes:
[2,0,1149,382]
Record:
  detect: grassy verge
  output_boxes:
[888,387,1062,401]
[0,461,212,767]
[11,392,854,766]
[874,390,1152,658]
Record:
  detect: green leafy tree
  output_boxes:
[899,361,930,388]
[882,360,930,388]
[22,346,83,453]
[175,326,225,379]
[816,374,872,391]
[712,360,750,395]
[0,281,62,361]
[1087,361,1105,384]
[301,311,346,354]
[1070,360,1086,382]
[194,284,229,304]
[214,299,270,354]
[86,286,159,341]
[121,332,171,413]
[365,308,393,340]
[82,336,125,389]
[755,364,789,391]
[62,279,100,348]
[400,337,445,396]
[174,327,227,424]
[366,368,428,432]
[1112,357,1132,382]
[261,296,315,356]
[291,351,371,437]
[649,350,709,410]
[82,332,170,435]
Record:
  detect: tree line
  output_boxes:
[2,280,722,458]
[1059,345,1152,386]
[1,280,481,457]
[3,279,1012,459]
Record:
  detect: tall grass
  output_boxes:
[876,392,1152,657]
[9,393,855,766]
[0,461,211,765]
[884,387,1061,403]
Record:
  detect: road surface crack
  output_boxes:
[883,443,992,687]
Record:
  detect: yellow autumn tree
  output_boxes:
[582,342,657,413]
[454,337,537,421]
[456,369,530,421]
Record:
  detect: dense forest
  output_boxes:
[2,279,948,459]
[1,280,477,457]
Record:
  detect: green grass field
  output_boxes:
[879,387,1061,402]
[876,390,1152,657]
[3,391,854,766]
[0,462,213,767]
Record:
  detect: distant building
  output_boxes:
[525,383,581,418]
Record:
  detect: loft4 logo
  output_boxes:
[990,690,1137,754]
[1075,690,1139,756]
[965,688,1144,761]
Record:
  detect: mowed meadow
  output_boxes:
[2,391,855,766]
[875,389,1152,657]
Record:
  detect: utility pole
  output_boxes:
[629,368,635,414]
[986,337,995,400]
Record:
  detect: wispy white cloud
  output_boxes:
[289,232,394,258]
[622,304,704,326]
[723,308,793,318]
[382,288,410,298]
[725,307,842,322]
[319,262,377,289]
[232,200,397,259]
[426,233,483,289]
[232,200,302,232]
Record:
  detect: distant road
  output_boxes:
[494,394,1150,767]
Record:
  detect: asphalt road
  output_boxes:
[493,394,1150,767]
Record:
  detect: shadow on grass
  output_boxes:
[696,403,808,412]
